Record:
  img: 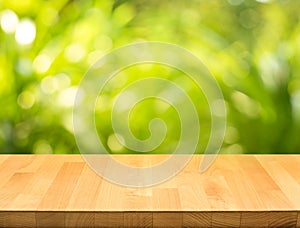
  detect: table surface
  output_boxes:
[0,154,300,227]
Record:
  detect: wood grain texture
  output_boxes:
[0,154,299,227]
[124,212,152,227]
[212,212,240,228]
[182,212,211,227]
[36,212,65,227]
[153,212,182,227]
[65,212,94,228]
[0,212,35,228]
[240,212,269,228]
[95,212,123,227]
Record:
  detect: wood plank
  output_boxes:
[38,162,85,210]
[176,173,210,210]
[240,212,268,227]
[212,212,240,228]
[182,212,211,227]
[66,165,102,210]
[153,188,181,210]
[9,156,68,210]
[17,155,46,173]
[36,212,64,227]
[268,211,297,228]
[153,212,182,227]
[123,188,152,211]
[0,173,34,209]
[272,155,300,186]
[94,212,123,227]
[219,156,264,210]
[65,212,95,228]
[203,175,239,210]
[0,155,9,165]
[0,211,35,228]
[95,180,126,212]
[0,156,35,189]
[236,156,293,210]
[257,156,300,208]
[0,155,299,227]
[124,212,152,227]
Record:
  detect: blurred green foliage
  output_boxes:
[0,0,300,154]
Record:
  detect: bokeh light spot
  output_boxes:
[224,126,239,144]
[15,19,36,45]
[57,87,78,107]
[231,91,261,118]
[33,54,52,74]
[94,35,113,52]
[33,140,53,154]
[16,58,33,76]
[107,133,125,152]
[55,73,71,89]
[41,76,58,94]
[15,122,31,140]
[64,43,86,63]
[291,91,300,121]
[17,91,35,109]
[0,9,19,33]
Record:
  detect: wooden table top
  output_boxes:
[0,154,299,227]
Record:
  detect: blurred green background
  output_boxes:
[0,0,300,154]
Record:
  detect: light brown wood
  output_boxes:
[0,212,35,228]
[95,212,123,227]
[240,212,269,228]
[65,212,94,228]
[212,212,240,228]
[124,212,152,227]
[182,212,211,227]
[153,212,182,227]
[36,212,64,227]
[0,155,299,227]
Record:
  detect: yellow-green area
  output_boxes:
[0,0,300,154]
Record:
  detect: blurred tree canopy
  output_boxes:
[0,0,300,154]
